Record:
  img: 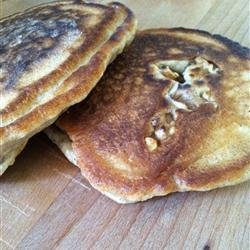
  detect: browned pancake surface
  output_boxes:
[54,28,250,203]
[0,0,136,173]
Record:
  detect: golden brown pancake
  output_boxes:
[0,1,137,174]
[46,28,250,203]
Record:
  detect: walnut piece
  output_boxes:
[145,137,158,151]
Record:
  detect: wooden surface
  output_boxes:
[1,0,250,249]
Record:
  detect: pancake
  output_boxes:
[46,28,250,203]
[0,1,137,174]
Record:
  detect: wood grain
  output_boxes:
[1,0,249,249]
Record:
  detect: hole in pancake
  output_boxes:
[145,57,221,151]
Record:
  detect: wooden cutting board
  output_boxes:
[1,0,249,249]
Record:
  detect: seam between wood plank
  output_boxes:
[52,193,101,249]
[0,239,15,250]
[240,28,250,42]
[115,205,146,250]
[196,0,235,30]
[232,3,250,46]
[162,193,189,248]
[16,170,81,248]
[93,204,143,249]
[224,0,249,38]
[140,195,183,249]
[193,191,218,250]
[240,216,250,250]
[86,204,122,249]
[117,205,143,246]
[202,190,233,249]
[52,193,102,248]
[195,0,224,28]
[178,196,207,249]
[223,0,249,36]
[225,0,249,37]
[116,198,167,249]
[137,200,170,250]
[217,187,249,250]
[239,28,250,45]
[210,1,238,33]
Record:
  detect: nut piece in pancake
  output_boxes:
[46,28,250,203]
[0,1,137,174]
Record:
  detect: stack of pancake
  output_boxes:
[1,1,249,203]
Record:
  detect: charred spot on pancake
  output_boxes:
[0,5,83,89]
[144,57,221,151]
